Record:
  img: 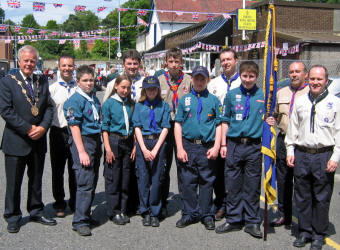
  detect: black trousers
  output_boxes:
[275,132,293,224]
[49,126,76,211]
[4,151,45,224]
[213,155,226,212]
[104,135,133,217]
[294,148,334,241]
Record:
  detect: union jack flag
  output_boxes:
[51,31,58,36]
[59,40,66,44]
[137,16,147,27]
[53,3,62,8]
[0,25,8,31]
[97,7,107,13]
[7,0,21,8]
[118,8,128,12]
[192,13,199,20]
[27,28,34,34]
[14,26,21,32]
[33,2,45,11]
[74,5,86,12]
[223,13,231,19]
[206,14,214,20]
[137,10,147,16]
[39,30,47,34]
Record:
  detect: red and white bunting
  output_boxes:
[97,7,107,13]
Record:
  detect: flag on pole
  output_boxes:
[53,3,62,8]
[7,0,21,8]
[137,16,148,26]
[33,2,45,12]
[74,5,86,12]
[261,4,278,205]
[137,10,147,16]
[97,7,107,13]
[192,13,199,20]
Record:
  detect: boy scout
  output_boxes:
[174,66,221,230]
[216,61,273,239]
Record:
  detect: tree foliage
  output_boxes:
[21,14,40,29]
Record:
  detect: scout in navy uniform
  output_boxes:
[64,65,102,237]
[132,76,171,227]
[174,66,221,230]
[102,74,135,226]
[216,61,273,238]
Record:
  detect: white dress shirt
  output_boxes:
[285,92,340,162]
[207,74,241,104]
[49,77,76,128]
[103,75,144,103]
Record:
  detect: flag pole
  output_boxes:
[264,194,268,241]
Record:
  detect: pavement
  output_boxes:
[0,90,340,250]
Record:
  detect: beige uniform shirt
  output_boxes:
[49,78,76,128]
[285,92,340,162]
[158,72,192,120]
[275,85,309,134]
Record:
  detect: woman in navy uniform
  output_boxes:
[102,74,135,225]
[132,76,171,227]
[64,65,102,237]
[174,66,222,230]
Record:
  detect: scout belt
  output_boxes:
[230,137,261,144]
[143,134,159,140]
[110,132,130,140]
[296,145,333,154]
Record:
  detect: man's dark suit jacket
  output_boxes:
[0,72,53,156]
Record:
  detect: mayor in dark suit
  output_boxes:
[0,45,57,233]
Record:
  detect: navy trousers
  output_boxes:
[136,138,166,217]
[104,135,133,217]
[178,139,215,220]
[71,134,102,229]
[294,147,334,241]
[225,139,262,225]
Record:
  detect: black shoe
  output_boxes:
[293,235,311,248]
[202,217,215,230]
[270,216,285,227]
[175,217,198,228]
[142,214,151,226]
[30,216,57,226]
[120,213,130,224]
[215,222,242,234]
[73,225,92,236]
[112,214,125,225]
[310,239,324,250]
[151,217,160,227]
[244,224,263,238]
[7,222,20,233]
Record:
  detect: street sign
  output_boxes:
[237,9,256,31]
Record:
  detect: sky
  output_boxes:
[1,0,129,26]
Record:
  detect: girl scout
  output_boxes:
[102,74,135,225]
[132,76,171,227]
[63,65,102,237]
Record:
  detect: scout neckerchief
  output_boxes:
[289,82,309,116]
[308,89,328,133]
[164,71,184,112]
[130,74,141,102]
[76,87,100,121]
[221,72,239,92]
[59,77,76,98]
[111,93,129,135]
[10,74,40,116]
[240,84,258,120]
[144,98,161,132]
[191,88,209,124]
